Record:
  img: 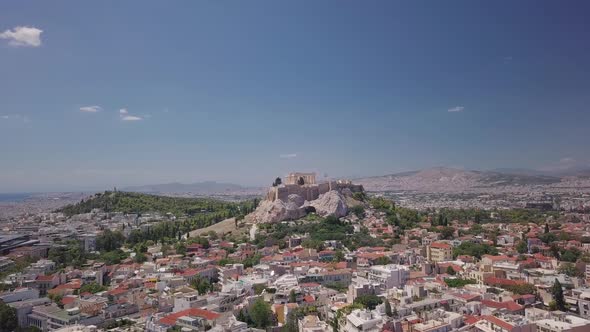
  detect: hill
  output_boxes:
[122,181,260,195]
[55,191,256,217]
[355,167,564,193]
[189,217,245,237]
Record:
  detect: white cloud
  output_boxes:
[121,115,142,121]
[79,106,101,113]
[559,157,576,164]
[280,153,297,159]
[447,106,465,113]
[119,108,128,115]
[0,114,30,123]
[0,26,43,47]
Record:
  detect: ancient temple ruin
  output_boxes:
[266,172,363,202]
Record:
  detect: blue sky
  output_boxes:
[1,1,589,192]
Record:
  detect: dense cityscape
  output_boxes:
[0,172,589,332]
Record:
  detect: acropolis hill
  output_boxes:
[266,172,364,202]
[247,172,364,224]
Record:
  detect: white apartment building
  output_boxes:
[345,309,383,332]
[368,264,409,290]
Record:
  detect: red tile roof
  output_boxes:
[464,315,483,325]
[480,299,523,312]
[61,296,76,305]
[482,255,516,262]
[106,287,128,296]
[430,242,451,249]
[159,308,221,326]
[36,274,55,281]
[484,277,526,287]
[481,315,514,331]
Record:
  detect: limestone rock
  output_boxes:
[247,195,306,224]
[307,190,348,218]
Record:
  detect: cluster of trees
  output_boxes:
[57,191,257,218]
[350,205,365,218]
[191,276,213,295]
[79,282,107,294]
[0,257,36,290]
[432,214,449,226]
[444,278,477,288]
[236,298,274,329]
[558,262,582,277]
[502,283,537,295]
[46,192,262,268]
[258,215,384,251]
[452,242,498,259]
[353,294,382,310]
[48,240,87,268]
[0,301,17,332]
[97,229,125,252]
[48,237,131,268]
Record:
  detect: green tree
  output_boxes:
[558,262,581,277]
[539,233,557,244]
[96,229,125,252]
[350,205,365,218]
[516,240,528,254]
[282,310,299,332]
[134,252,147,263]
[373,256,390,266]
[0,301,18,332]
[440,227,454,240]
[333,251,345,263]
[561,249,581,263]
[383,298,393,317]
[289,289,297,303]
[236,309,248,323]
[273,177,282,187]
[191,276,212,295]
[353,295,382,310]
[446,266,456,275]
[79,282,107,294]
[250,298,273,328]
[48,293,64,307]
[452,242,498,259]
[551,279,566,311]
[503,283,537,295]
[444,278,477,288]
[175,242,187,256]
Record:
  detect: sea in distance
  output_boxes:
[0,193,33,203]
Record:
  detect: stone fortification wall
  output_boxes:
[266,181,364,202]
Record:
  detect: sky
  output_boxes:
[1,1,590,192]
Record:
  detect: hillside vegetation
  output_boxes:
[56,191,257,217]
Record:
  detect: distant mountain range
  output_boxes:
[120,166,590,195]
[122,181,257,194]
[354,167,590,193]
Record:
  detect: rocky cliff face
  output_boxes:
[305,190,348,218]
[246,190,350,223]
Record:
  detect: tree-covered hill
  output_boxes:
[56,191,258,217]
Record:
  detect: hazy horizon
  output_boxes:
[2,1,590,192]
